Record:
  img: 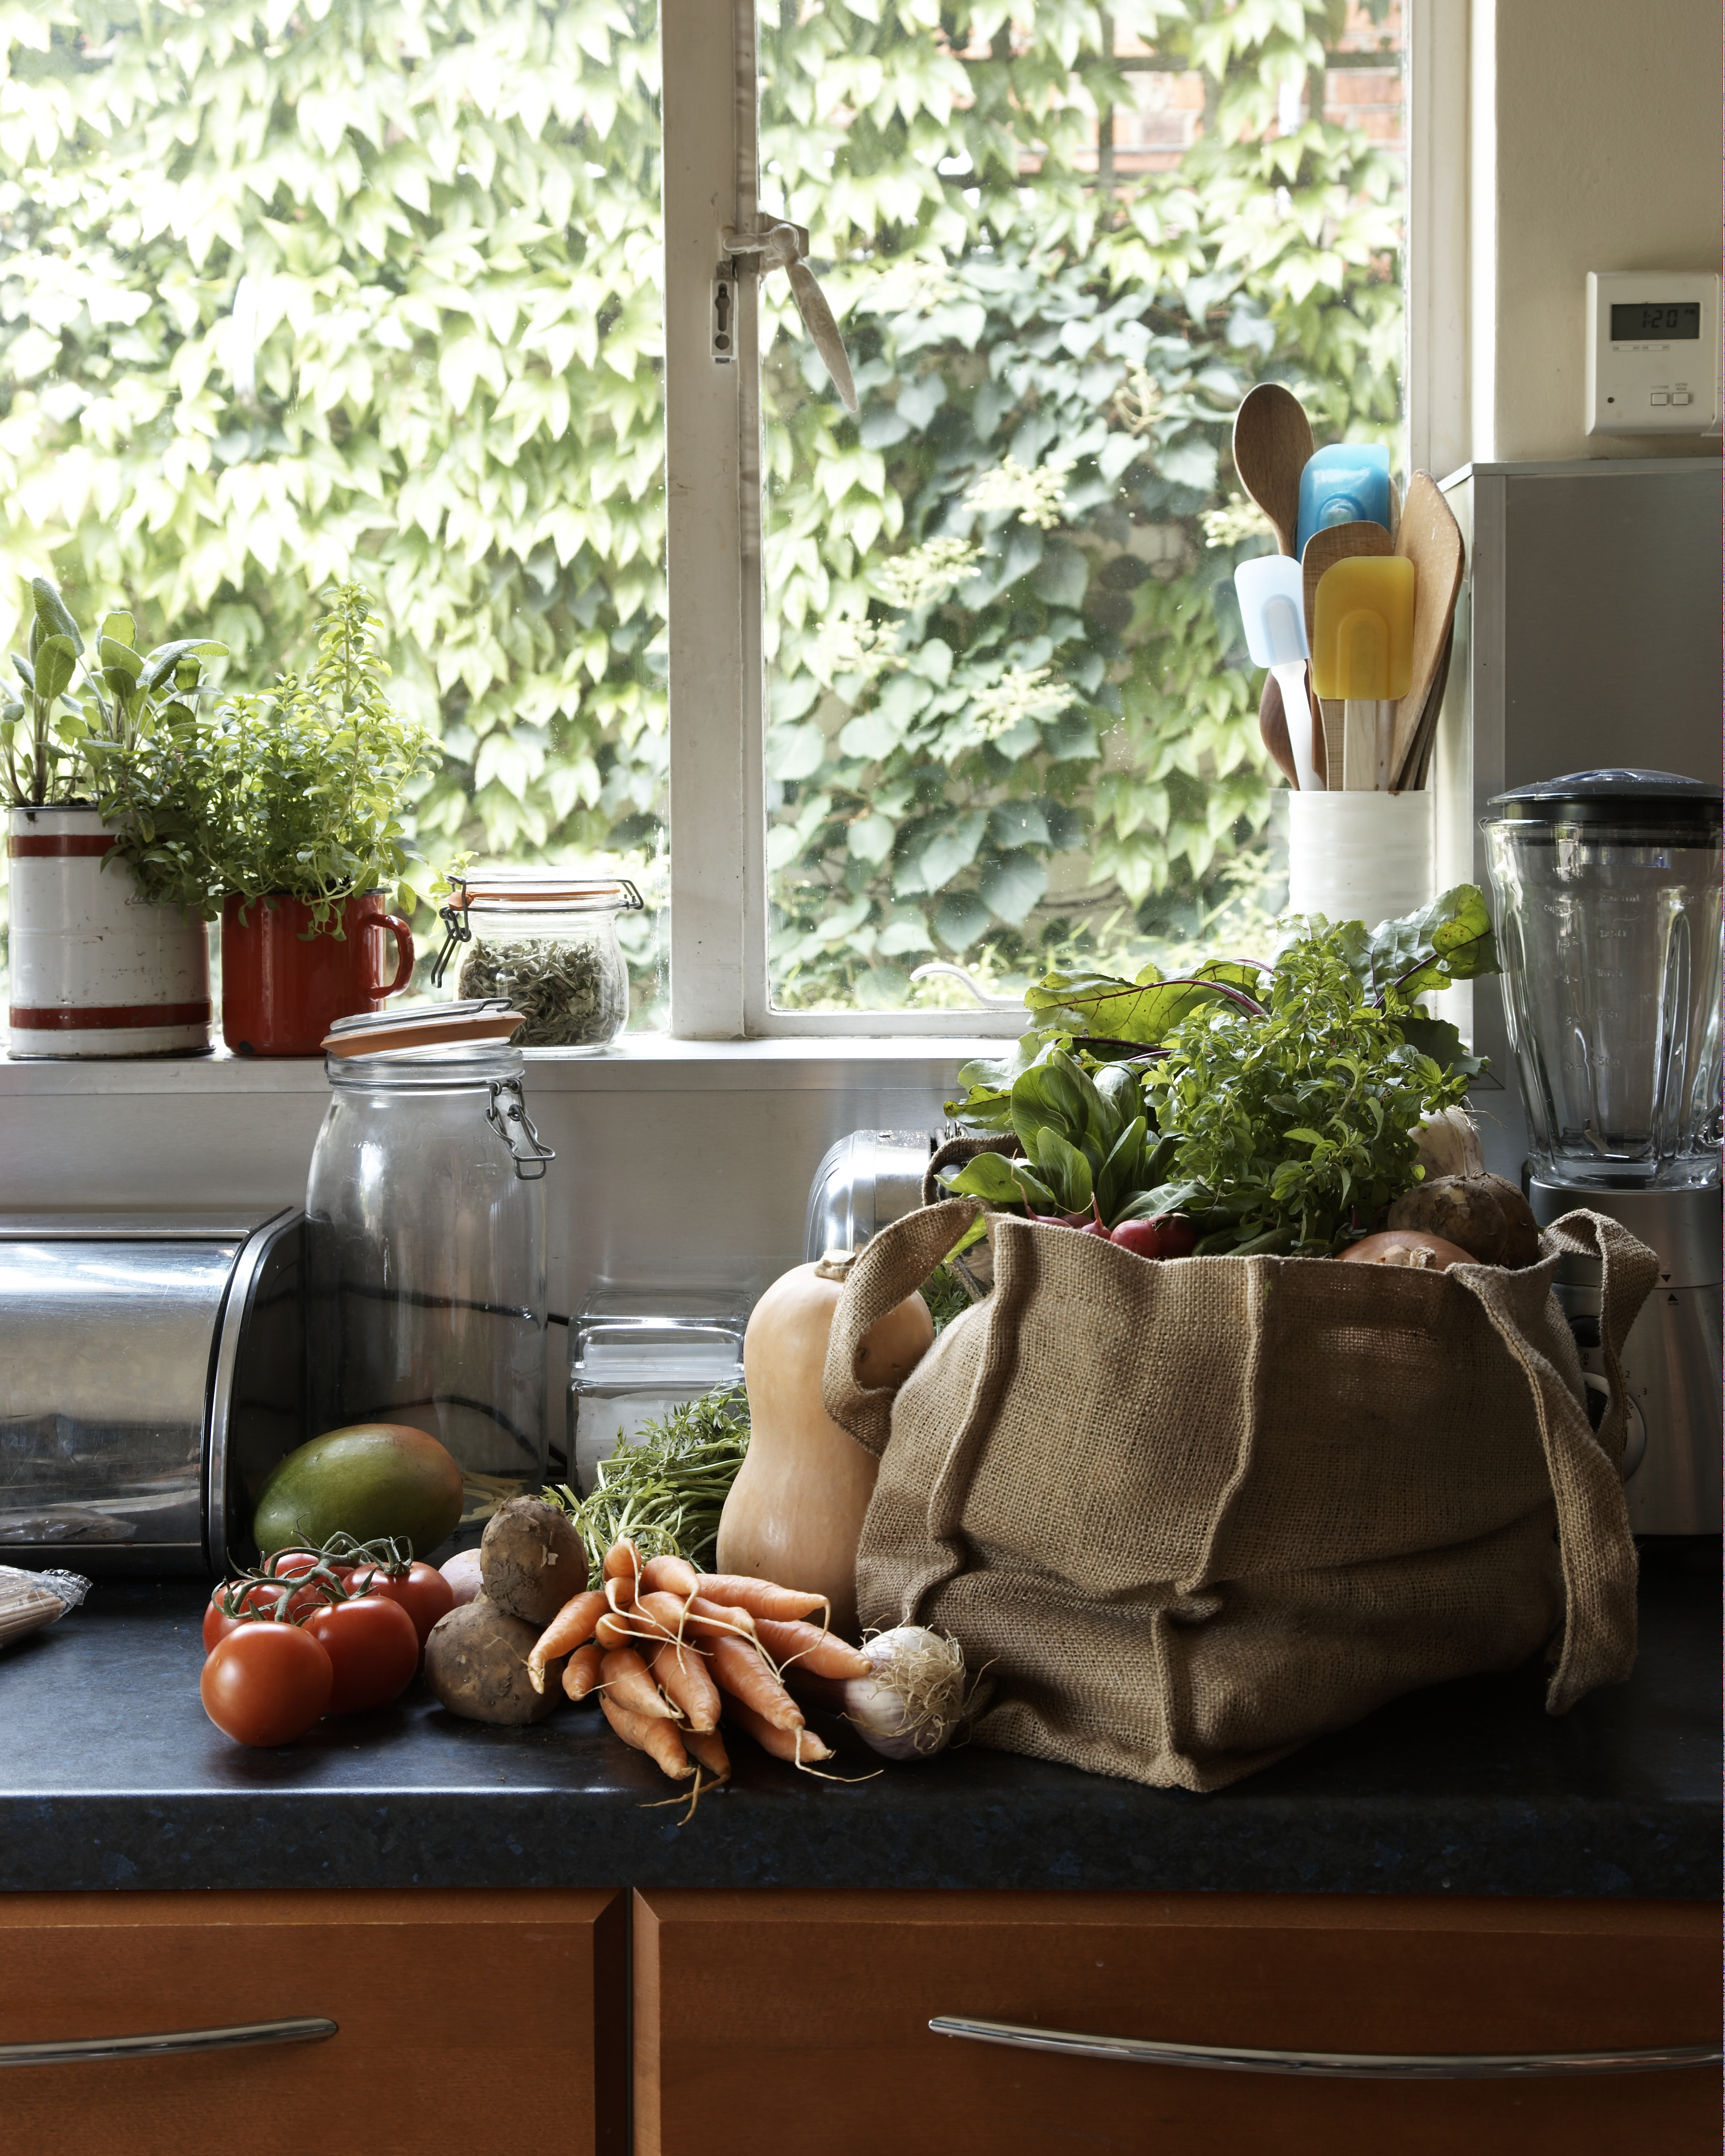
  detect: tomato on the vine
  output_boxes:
[302,1593,419,1714]
[346,1560,455,1647]
[201,1623,333,1747]
[203,1580,296,1652]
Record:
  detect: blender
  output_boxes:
[1482,769,1722,1536]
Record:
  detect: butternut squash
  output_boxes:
[717,1249,935,1639]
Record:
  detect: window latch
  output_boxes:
[720,219,858,414]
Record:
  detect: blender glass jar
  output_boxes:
[433,871,643,1047]
[306,1006,554,1536]
[1482,769,1722,1190]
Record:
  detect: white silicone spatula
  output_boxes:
[1234,554,1320,792]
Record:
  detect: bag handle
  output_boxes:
[1452,1209,1659,1715]
[822,1198,981,1457]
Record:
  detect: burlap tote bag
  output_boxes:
[824,1197,1657,1793]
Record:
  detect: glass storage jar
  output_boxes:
[432,870,643,1048]
[305,1004,554,1540]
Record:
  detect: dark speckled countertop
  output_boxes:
[1,1544,1717,1899]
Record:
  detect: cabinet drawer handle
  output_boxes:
[929,2016,1719,2080]
[0,2017,338,2068]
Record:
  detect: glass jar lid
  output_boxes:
[322,999,525,1058]
[448,868,644,914]
[1485,768,1722,831]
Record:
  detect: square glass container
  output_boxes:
[567,1288,748,1494]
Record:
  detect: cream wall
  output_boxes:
[1469,0,1722,463]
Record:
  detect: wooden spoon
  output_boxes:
[1260,668,1326,790]
[1232,385,1314,557]
[1389,472,1465,788]
[1301,520,1392,791]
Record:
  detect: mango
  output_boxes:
[252,1424,464,1558]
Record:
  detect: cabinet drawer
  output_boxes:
[0,1888,625,2156]
[634,1890,1717,2156]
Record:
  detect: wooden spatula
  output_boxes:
[1302,520,1391,790]
[1389,472,1465,790]
[1232,385,1314,557]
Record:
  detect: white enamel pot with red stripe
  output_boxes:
[7,804,212,1057]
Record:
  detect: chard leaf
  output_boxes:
[1370,884,1500,1002]
[939,1150,1024,1208]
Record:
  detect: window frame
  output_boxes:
[662,0,1454,1041]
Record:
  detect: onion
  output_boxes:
[439,1547,485,1606]
[1339,1229,1473,1271]
[793,1625,971,1761]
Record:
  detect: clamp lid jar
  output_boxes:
[432,870,643,1048]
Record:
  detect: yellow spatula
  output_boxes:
[1311,555,1415,788]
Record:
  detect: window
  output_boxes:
[0,0,1408,1041]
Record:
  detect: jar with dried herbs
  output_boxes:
[433,871,643,1047]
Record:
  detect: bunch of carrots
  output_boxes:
[525,1539,873,1791]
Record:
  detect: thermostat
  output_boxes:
[1586,271,1720,435]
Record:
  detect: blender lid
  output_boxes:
[1485,768,1722,828]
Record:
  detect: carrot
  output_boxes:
[686,1594,757,1638]
[751,1614,871,1679]
[600,1646,679,1721]
[726,1696,834,1766]
[604,1537,642,1586]
[682,1726,732,1784]
[527,1589,607,1692]
[595,1609,636,1651]
[563,1642,604,1702]
[705,1631,804,1731]
[600,1694,693,1781]
[650,1638,722,1732]
[629,1589,700,1640]
[640,1554,699,1600]
[694,1573,830,1623]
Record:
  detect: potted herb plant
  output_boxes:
[101,583,439,1056]
[2,578,226,1058]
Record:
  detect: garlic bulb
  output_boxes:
[792,1625,973,1762]
[1414,1106,1485,1182]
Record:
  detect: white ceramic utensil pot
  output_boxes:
[1285,788,1434,932]
[7,804,211,1056]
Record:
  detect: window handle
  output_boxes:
[928,2015,1719,2080]
[1,2017,338,2068]
[721,219,857,412]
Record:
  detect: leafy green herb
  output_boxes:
[920,1261,974,1332]
[546,1384,749,1577]
[942,891,1498,1255]
[457,935,623,1046]
[1,577,227,809]
[95,583,438,930]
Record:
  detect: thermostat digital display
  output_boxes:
[1609,302,1701,341]
[1586,271,1719,436]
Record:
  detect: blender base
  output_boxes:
[1528,1179,1721,1538]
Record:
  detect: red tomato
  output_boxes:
[302,1593,420,1714]
[346,1561,456,1647]
[203,1580,296,1651]
[200,1622,333,1747]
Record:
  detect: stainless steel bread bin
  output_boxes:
[0,1208,305,1576]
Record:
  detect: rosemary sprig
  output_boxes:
[547,1384,750,1576]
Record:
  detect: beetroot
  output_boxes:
[1109,1218,1165,1259]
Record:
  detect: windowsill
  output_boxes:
[0,1033,1003,1096]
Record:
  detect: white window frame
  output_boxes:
[663,0,1460,1040]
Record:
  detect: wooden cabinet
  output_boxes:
[0,1888,627,2156]
[633,1889,1718,2156]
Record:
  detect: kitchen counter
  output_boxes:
[1,1543,1716,1900]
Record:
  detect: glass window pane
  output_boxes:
[0,0,667,1027]
[760,1,1405,1015]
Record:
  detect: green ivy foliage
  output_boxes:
[0,0,1400,1021]
[759,0,1403,1009]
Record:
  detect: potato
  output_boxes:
[480,1495,589,1625]
[424,1596,563,1725]
[1387,1172,1543,1269]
